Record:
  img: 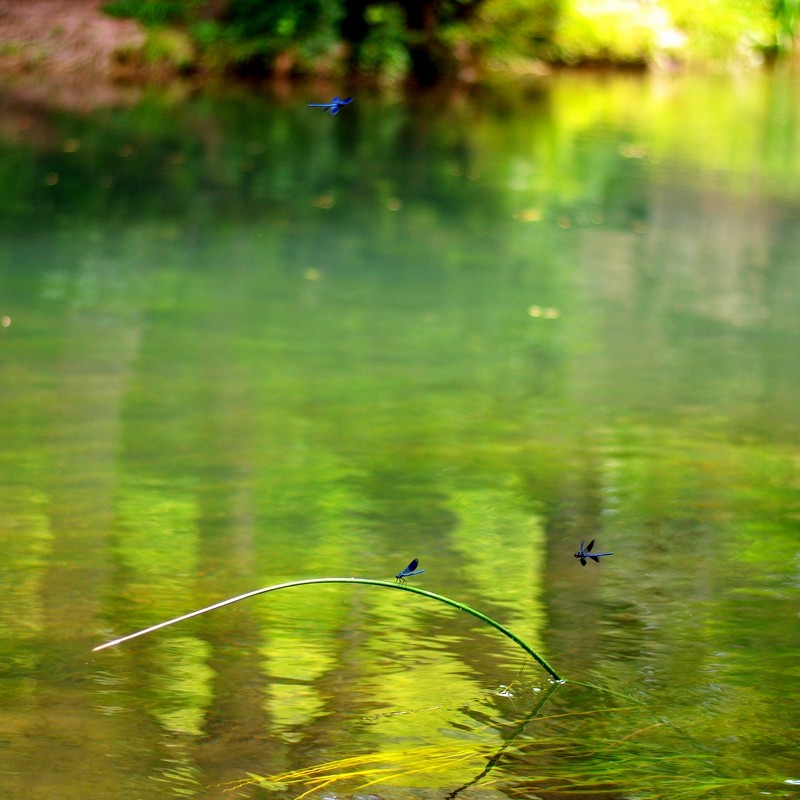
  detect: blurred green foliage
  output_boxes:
[102,0,796,82]
[774,0,800,50]
[663,0,776,62]
[194,0,344,72]
[104,0,203,26]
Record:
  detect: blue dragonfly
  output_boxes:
[395,558,425,583]
[574,539,613,566]
[307,96,353,115]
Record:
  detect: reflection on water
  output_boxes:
[1,71,799,799]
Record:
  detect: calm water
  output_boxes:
[1,71,799,800]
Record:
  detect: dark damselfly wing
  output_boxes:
[396,558,425,581]
[398,558,420,576]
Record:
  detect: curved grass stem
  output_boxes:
[93,576,563,681]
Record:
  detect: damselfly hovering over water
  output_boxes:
[574,539,613,566]
[395,558,424,583]
[307,96,353,115]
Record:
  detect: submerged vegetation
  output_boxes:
[102,0,799,84]
[222,731,787,799]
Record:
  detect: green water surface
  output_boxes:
[1,71,799,799]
